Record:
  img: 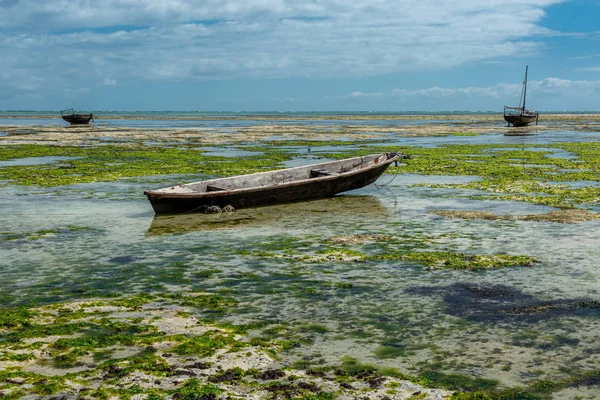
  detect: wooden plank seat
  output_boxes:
[206,185,229,192]
[310,169,339,178]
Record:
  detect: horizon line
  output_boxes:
[2,110,600,114]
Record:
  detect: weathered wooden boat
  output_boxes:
[504,65,539,127]
[144,152,401,214]
[61,109,94,125]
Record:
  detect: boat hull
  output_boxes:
[504,114,538,127]
[62,114,93,125]
[145,154,399,214]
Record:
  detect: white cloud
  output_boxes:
[569,53,600,60]
[532,77,600,94]
[0,0,574,104]
[0,0,564,33]
[349,91,384,98]
[386,83,522,99]
[349,78,600,100]
[103,78,117,85]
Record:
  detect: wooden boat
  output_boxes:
[144,152,401,214]
[504,66,539,127]
[61,109,94,125]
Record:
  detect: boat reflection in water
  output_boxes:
[146,195,389,236]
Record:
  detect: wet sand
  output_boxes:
[0,298,451,400]
[1,113,598,146]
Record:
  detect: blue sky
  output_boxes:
[0,0,599,112]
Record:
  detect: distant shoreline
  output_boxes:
[1,112,600,121]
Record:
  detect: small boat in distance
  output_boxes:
[61,109,94,125]
[144,152,401,214]
[504,65,539,127]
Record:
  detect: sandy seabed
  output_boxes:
[1,113,599,146]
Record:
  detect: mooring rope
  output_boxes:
[375,167,400,187]
[375,152,406,187]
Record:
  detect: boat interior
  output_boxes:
[151,154,387,194]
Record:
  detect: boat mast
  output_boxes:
[522,65,528,111]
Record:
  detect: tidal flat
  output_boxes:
[1,113,600,399]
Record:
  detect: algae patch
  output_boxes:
[0,144,292,187]
[240,233,537,271]
[430,209,600,224]
[0,296,454,400]
[374,252,537,271]
[395,142,600,209]
[327,234,392,245]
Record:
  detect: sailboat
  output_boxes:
[504,65,539,127]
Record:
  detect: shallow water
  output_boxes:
[0,117,463,129]
[0,118,64,126]
[0,156,82,167]
[1,120,600,398]
[1,166,599,396]
[196,146,264,158]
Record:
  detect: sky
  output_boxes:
[0,0,599,112]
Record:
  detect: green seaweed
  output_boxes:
[0,352,35,361]
[240,234,536,271]
[0,308,35,328]
[109,293,155,309]
[374,344,407,359]
[0,144,293,187]
[300,324,330,334]
[99,349,172,378]
[374,251,537,270]
[417,369,499,392]
[1,226,96,242]
[300,392,336,400]
[163,293,238,311]
[172,379,221,400]
[399,142,600,208]
[171,331,240,356]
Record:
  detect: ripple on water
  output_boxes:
[196,147,264,158]
[0,155,83,167]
